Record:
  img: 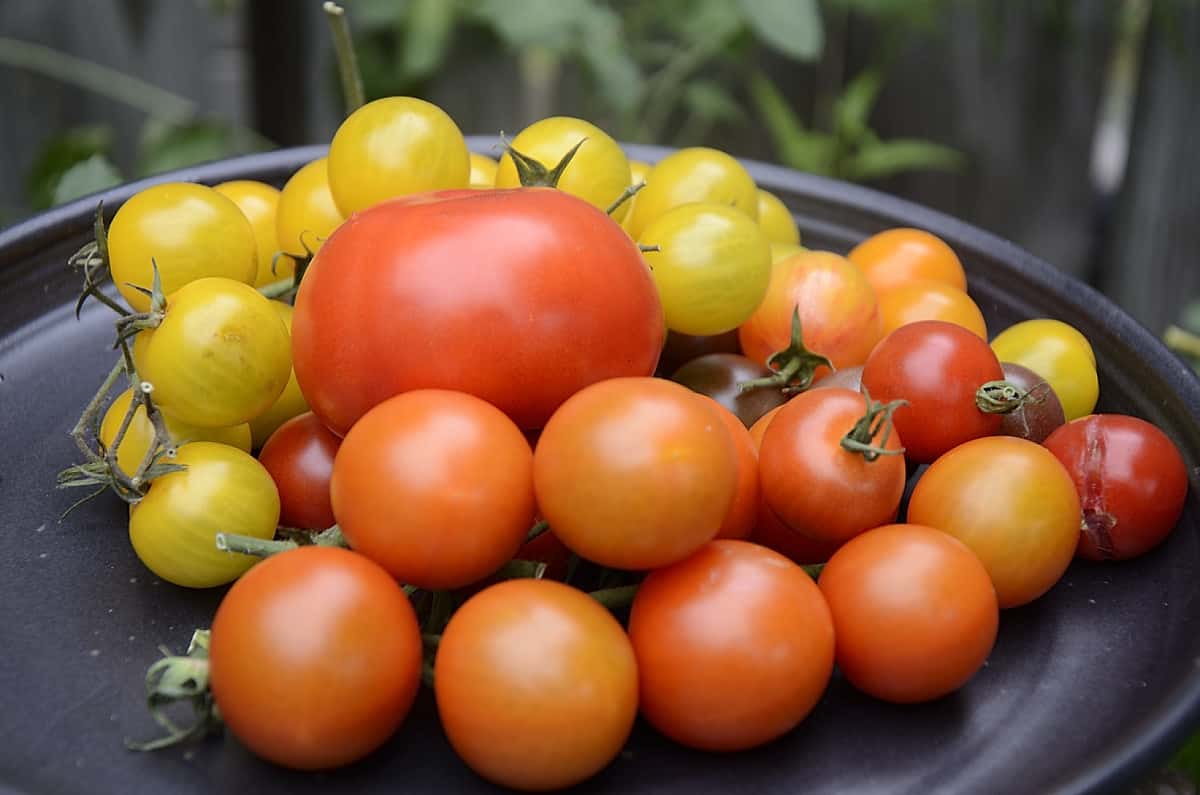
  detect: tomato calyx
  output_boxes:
[840,390,908,462]
[504,137,587,189]
[215,525,348,558]
[589,584,639,611]
[127,629,221,752]
[738,307,834,395]
[67,202,131,319]
[975,379,1031,415]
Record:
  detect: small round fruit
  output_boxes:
[819,524,998,703]
[108,182,257,312]
[276,158,344,258]
[639,203,772,336]
[258,412,340,530]
[757,188,800,245]
[877,280,987,340]
[627,147,758,239]
[468,152,498,187]
[990,318,1098,421]
[671,353,788,428]
[328,96,469,216]
[128,442,279,587]
[997,362,1065,443]
[214,180,293,287]
[435,579,638,791]
[848,227,966,293]
[247,301,310,448]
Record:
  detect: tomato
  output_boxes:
[214,180,293,287]
[292,188,663,434]
[128,442,279,587]
[771,242,804,263]
[257,412,340,530]
[139,278,292,428]
[990,318,1098,421]
[495,116,632,222]
[468,152,498,187]
[997,362,1065,443]
[276,158,344,258]
[626,147,758,239]
[907,436,1081,608]
[533,377,736,570]
[819,524,998,703]
[210,546,421,770]
[331,390,534,589]
[706,399,758,540]
[756,188,800,245]
[671,352,788,427]
[847,227,966,293]
[629,540,834,751]
[620,159,652,233]
[247,301,310,448]
[1044,415,1188,560]
[328,97,469,216]
[747,403,785,449]
[877,280,987,340]
[738,250,882,375]
[108,182,256,312]
[435,579,637,791]
[760,388,906,543]
[639,203,771,335]
[99,388,250,476]
[749,500,843,564]
[656,328,741,376]
[812,364,863,393]
[861,320,1007,463]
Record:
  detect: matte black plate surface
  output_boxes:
[2,142,1199,795]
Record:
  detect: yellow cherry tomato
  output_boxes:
[627,147,758,239]
[620,160,652,234]
[771,242,804,263]
[248,301,310,448]
[328,96,470,216]
[276,158,344,259]
[756,189,800,246]
[100,388,251,476]
[495,116,632,222]
[468,153,499,188]
[140,277,292,428]
[108,182,257,312]
[213,180,294,287]
[877,280,988,340]
[639,203,772,336]
[129,442,280,588]
[990,319,1099,421]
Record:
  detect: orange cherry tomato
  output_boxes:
[848,228,966,293]
[877,279,987,340]
[705,398,758,540]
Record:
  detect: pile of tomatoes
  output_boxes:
[67,95,1190,791]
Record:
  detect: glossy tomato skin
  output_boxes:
[247,301,310,448]
[1044,415,1188,561]
[756,188,800,245]
[468,152,498,187]
[861,320,1004,463]
[907,436,1081,608]
[848,227,966,293]
[214,180,291,287]
[812,365,864,393]
[629,540,834,751]
[292,188,664,434]
[533,377,736,570]
[990,318,1098,421]
[435,579,638,791]
[738,250,882,374]
[819,524,998,703]
[749,500,844,564]
[671,352,787,427]
[257,412,340,530]
[760,388,906,543]
[626,147,758,239]
[997,362,1065,443]
[128,442,279,588]
[276,158,344,258]
[331,390,535,590]
[706,399,759,540]
[210,546,422,770]
[877,280,987,340]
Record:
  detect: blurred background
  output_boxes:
[0,0,1196,341]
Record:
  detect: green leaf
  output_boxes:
[834,68,883,142]
[467,0,590,53]
[577,4,643,114]
[683,80,744,124]
[26,125,114,211]
[349,0,409,33]
[678,0,744,48]
[136,119,236,177]
[51,155,123,206]
[842,138,966,181]
[401,0,456,79]
[748,72,835,174]
[736,0,823,61]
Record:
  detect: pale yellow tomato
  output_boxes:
[214,180,294,287]
[756,189,800,246]
[276,158,344,258]
[248,301,311,448]
[771,242,804,263]
[626,147,758,239]
[990,319,1099,421]
[468,152,499,188]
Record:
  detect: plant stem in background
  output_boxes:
[323,2,365,115]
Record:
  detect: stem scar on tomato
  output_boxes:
[840,390,908,462]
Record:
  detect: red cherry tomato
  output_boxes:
[209,546,422,770]
[257,412,340,530]
[749,499,843,565]
[706,398,759,540]
[861,320,1006,463]
[819,524,998,703]
[330,389,535,589]
[1043,414,1189,561]
[628,540,834,751]
[292,189,664,434]
[760,388,906,544]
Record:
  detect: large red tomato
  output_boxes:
[292,189,664,433]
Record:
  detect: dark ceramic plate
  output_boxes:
[2,141,1199,795]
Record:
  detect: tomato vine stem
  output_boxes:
[840,389,908,462]
[738,307,833,394]
[126,629,221,752]
[323,2,364,116]
[606,181,645,216]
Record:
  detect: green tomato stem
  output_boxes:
[525,519,550,544]
[323,2,365,116]
[975,380,1029,415]
[802,563,825,580]
[738,306,833,394]
[589,584,639,611]
[126,629,220,752]
[606,181,645,216]
[215,533,299,558]
[840,389,908,462]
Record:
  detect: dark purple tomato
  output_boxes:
[656,329,742,377]
[671,353,789,427]
[997,362,1066,443]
